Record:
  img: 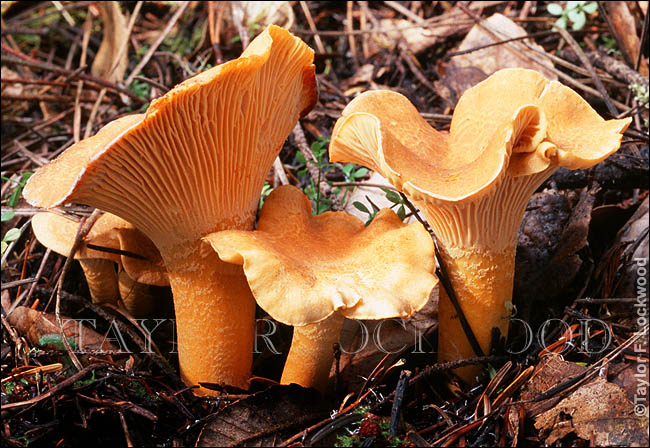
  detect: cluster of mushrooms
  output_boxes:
[24,25,631,395]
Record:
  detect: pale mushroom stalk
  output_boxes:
[329,68,631,382]
[117,270,155,317]
[23,26,317,394]
[205,185,437,393]
[79,258,120,304]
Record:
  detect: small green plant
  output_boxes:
[1,227,22,257]
[629,82,649,109]
[296,137,333,215]
[231,21,262,43]
[2,172,32,207]
[600,35,621,56]
[353,188,408,226]
[128,79,151,102]
[258,182,273,210]
[547,1,597,31]
[73,369,96,388]
[38,334,78,351]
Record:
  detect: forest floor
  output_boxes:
[1,1,649,446]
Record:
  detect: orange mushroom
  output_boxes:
[31,211,167,316]
[204,185,437,392]
[23,25,317,394]
[329,68,631,381]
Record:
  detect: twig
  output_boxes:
[2,362,109,410]
[398,192,485,358]
[1,278,37,290]
[1,51,145,104]
[54,210,103,372]
[553,25,618,116]
[346,1,359,70]
[299,1,337,82]
[384,1,426,24]
[390,369,412,436]
[445,30,558,59]
[124,2,190,86]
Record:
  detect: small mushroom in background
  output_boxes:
[31,211,168,316]
[23,25,318,394]
[329,68,631,382]
[204,185,438,393]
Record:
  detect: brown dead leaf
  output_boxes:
[613,197,649,298]
[91,2,129,83]
[436,13,556,108]
[534,376,648,446]
[5,305,118,352]
[376,18,462,54]
[518,187,596,303]
[605,2,647,75]
[197,384,328,447]
[609,341,649,410]
[515,189,575,302]
[521,355,588,417]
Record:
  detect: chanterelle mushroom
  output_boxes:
[329,68,631,381]
[23,25,317,394]
[31,212,167,316]
[204,185,438,392]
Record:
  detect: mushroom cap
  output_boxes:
[330,68,631,206]
[32,211,126,262]
[31,211,168,286]
[204,185,438,326]
[23,25,318,257]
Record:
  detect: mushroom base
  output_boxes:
[166,251,256,395]
[117,270,155,317]
[436,245,516,382]
[79,258,119,305]
[280,313,345,393]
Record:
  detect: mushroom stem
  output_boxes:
[165,248,255,394]
[117,270,155,316]
[435,244,516,380]
[79,258,119,305]
[421,168,554,381]
[280,313,345,393]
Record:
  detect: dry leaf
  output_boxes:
[197,384,327,447]
[5,305,119,353]
[375,18,463,54]
[515,189,575,302]
[91,2,129,83]
[230,1,294,29]
[613,197,649,298]
[518,187,596,303]
[534,376,649,446]
[606,2,647,75]
[436,13,556,107]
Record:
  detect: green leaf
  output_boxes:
[3,228,21,242]
[569,10,586,30]
[397,205,406,221]
[1,210,15,222]
[1,241,7,256]
[566,1,583,10]
[295,151,306,164]
[342,163,354,177]
[353,167,369,178]
[555,15,568,30]
[353,201,370,213]
[582,2,597,14]
[546,3,564,15]
[384,190,402,204]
